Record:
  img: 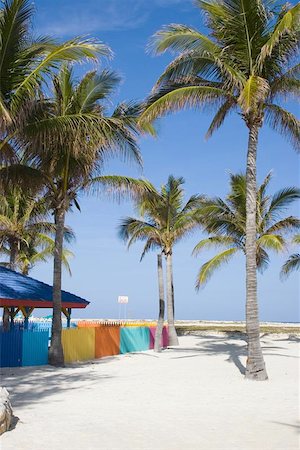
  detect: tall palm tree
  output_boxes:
[119,175,203,347]
[280,235,300,279]
[0,0,107,163]
[193,173,300,287]
[140,1,300,380]
[8,66,148,366]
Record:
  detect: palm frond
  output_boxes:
[280,253,300,279]
[193,236,239,256]
[11,37,111,112]
[87,176,155,202]
[264,104,300,151]
[205,98,236,138]
[149,24,218,55]
[265,216,300,235]
[257,234,286,252]
[139,85,228,127]
[257,3,300,67]
[195,247,238,289]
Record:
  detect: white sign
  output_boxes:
[118,296,128,304]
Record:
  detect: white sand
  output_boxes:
[1,333,299,450]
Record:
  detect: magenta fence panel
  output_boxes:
[149,326,169,349]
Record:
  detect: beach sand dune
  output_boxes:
[1,333,299,450]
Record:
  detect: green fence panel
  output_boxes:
[120,327,150,354]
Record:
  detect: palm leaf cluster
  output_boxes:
[140,0,299,147]
[0,187,74,274]
[119,175,203,258]
[280,234,300,279]
[194,173,300,287]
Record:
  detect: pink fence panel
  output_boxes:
[149,326,169,349]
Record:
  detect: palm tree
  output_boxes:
[140,1,300,380]
[119,175,203,347]
[0,186,74,329]
[280,235,300,279]
[0,0,108,164]
[193,173,300,287]
[0,232,74,276]
[9,66,148,366]
[0,188,59,270]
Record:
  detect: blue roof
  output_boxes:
[0,266,89,308]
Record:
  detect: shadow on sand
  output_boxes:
[167,333,299,375]
[1,356,117,409]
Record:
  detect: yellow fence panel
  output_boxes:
[62,328,95,363]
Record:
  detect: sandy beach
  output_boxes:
[1,333,299,450]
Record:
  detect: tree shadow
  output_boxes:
[168,333,296,375]
[273,334,300,343]
[1,357,116,410]
[169,337,247,375]
[271,421,300,434]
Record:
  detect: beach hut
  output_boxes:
[0,266,89,328]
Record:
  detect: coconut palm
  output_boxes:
[0,233,74,276]
[0,0,108,165]
[119,175,203,347]
[140,1,300,380]
[0,188,58,269]
[0,187,74,274]
[194,173,300,287]
[0,186,73,329]
[280,235,300,279]
[4,66,149,366]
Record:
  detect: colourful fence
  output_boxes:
[149,326,169,349]
[0,324,169,367]
[0,330,49,367]
[95,327,120,358]
[120,327,150,354]
[77,320,158,328]
[62,328,95,364]
[22,331,49,366]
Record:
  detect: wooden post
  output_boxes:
[67,308,72,328]
[10,307,15,329]
[20,307,34,330]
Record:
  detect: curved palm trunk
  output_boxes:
[166,252,179,346]
[48,206,65,367]
[245,123,268,381]
[154,253,165,352]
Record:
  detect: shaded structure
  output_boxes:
[0,266,89,329]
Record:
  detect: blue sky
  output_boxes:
[31,0,299,322]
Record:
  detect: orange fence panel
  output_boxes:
[95,327,120,358]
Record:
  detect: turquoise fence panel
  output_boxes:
[0,330,22,367]
[120,327,150,354]
[22,331,49,366]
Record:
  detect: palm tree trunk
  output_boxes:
[48,206,65,367]
[9,239,18,271]
[166,252,179,346]
[154,253,165,352]
[2,240,19,330]
[245,122,268,381]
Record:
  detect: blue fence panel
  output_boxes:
[22,331,49,366]
[120,327,150,354]
[0,330,23,367]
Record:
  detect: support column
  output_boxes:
[20,307,34,330]
[67,308,72,328]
